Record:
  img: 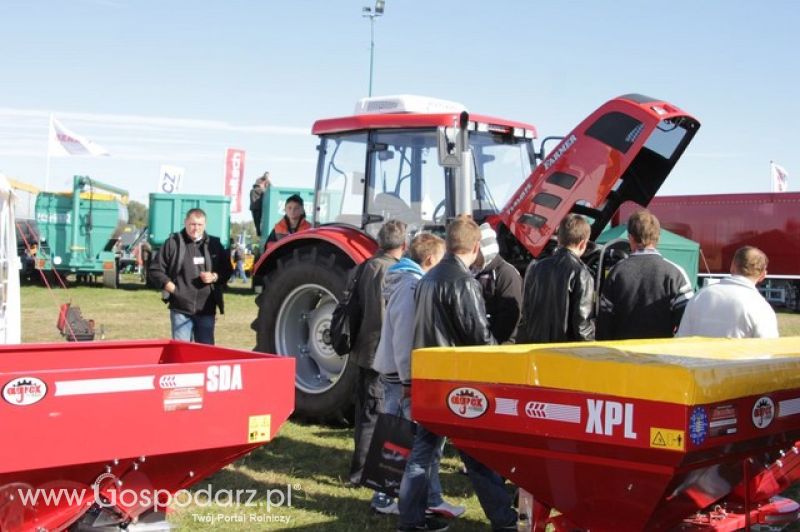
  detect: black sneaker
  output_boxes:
[492,519,519,531]
[397,515,450,531]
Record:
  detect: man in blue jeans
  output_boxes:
[149,208,231,344]
[402,216,517,532]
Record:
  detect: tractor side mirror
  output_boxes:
[437,126,462,168]
[536,135,566,162]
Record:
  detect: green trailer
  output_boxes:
[35,175,128,288]
[148,193,231,249]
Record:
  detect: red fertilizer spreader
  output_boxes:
[411,337,800,531]
[0,340,294,531]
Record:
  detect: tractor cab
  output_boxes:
[311,95,537,240]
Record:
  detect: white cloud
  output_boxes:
[0,107,309,136]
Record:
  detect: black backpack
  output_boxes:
[330,260,369,356]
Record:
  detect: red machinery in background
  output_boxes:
[0,340,294,531]
[412,337,800,531]
[619,192,800,310]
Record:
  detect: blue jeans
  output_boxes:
[460,451,517,529]
[170,311,215,345]
[382,378,443,507]
[398,424,445,527]
[233,260,247,282]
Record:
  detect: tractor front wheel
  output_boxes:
[253,248,357,421]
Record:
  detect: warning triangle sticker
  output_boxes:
[652,431,667,447]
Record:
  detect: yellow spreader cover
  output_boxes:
[412,336,800,406]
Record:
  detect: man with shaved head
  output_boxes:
[678,246,779,338]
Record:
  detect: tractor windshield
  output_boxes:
[314,127,535,237]
[470,131,535,217]
[365,129,445,237]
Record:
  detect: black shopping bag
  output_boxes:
[361,413,417,498]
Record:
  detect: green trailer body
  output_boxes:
[34,176,128,287]
[259,186,314,247]
[148,193,231,248]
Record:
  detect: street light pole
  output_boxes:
[362,0,385,97]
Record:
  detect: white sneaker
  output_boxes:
[426,500,465,518]
[373,500,399,515]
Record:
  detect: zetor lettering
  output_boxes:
[585,399,637,439]
[206,365,242,392]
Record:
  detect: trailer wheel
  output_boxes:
[253,248,356,420]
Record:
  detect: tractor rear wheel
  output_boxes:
[253,248,357,420]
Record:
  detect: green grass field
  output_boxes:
[16,275,800,530]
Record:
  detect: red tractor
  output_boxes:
[252,94,700,419]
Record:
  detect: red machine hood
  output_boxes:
[500,94,700,257]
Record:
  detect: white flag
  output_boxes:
[771,161,789,192]
[48,116,110,157]
[158,165,185,194]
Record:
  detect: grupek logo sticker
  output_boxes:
[447,387,488,418]
[752,397,775,429]
[3,377,48,406]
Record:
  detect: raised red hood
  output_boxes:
[499,94,700,257]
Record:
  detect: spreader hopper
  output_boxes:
[411,337,800,530]
[0,340,294,531]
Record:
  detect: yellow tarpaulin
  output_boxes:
[412,337,800,405]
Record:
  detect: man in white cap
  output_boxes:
[473,223,523,343]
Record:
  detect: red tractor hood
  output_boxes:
[499,94,700,257]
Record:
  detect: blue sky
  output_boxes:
[1,0,797,218]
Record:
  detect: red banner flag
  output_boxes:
[224,148,246,213]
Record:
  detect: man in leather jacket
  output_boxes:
[400,216,517,532]
[518,214,595,343]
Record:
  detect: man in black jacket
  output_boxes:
[473,223,522,344]
[518,214,595,343]
[148,208,231,345]
[347,219,406,514]
[597,209,694,340]
[399,216,517,532]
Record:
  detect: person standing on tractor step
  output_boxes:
[148,208,231,345]
[597,209,694,340]
[250,172,269,237]
[518,214,595,343]
[347,219,407,514]
[267,193,311,243]
[677,246,779,338]
[402,215,517,532]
